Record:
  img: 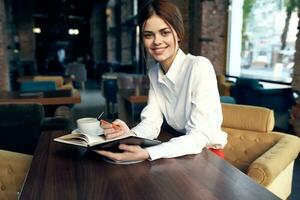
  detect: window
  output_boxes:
[227,0,298,83]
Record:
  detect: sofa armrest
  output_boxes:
[247,134,300,186]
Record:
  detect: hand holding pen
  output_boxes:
[97,113,130,140]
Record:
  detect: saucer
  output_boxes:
[73,128,104,136]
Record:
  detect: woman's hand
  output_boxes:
[101,119,130,140]
[95,144,150,162]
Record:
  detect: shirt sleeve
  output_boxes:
[131,83,164,140]
[146,57,227,161]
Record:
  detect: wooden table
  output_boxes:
[118,89,148,124]
[19,131,279,200]
[0,90,81,105]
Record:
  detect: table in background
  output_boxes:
[0,90,81,116]
[118,89,148,124]
[19,130,279,200]
[0,90,81,105]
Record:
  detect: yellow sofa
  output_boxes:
[222,103,300,199]
[0,150,32,200]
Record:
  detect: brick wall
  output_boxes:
[13,0,35,62]
[106,0,227,73]
[198,0,227,74]
[91,1,108,63]
[0,0,9,90]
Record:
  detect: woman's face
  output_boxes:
[143,14,179,69]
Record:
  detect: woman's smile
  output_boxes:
[151,46,168,55]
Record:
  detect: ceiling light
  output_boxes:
[68,29,79,35]
[33,27,41,34]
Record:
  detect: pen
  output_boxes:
[100,119,120,129]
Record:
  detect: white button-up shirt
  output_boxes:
[131,49,227,160]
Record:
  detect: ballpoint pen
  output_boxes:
[100,119,120,129]
[97,112,120,129]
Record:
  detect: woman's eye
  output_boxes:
[161,31,171,36]
[143,34,153,39]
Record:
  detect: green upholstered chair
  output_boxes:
[0,103,73,200]
[0,103,72,154]
[230,77,294,132]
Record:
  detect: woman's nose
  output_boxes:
[153,35,162,45]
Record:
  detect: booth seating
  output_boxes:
[222,103,300,199]
[20,81,57,92]
[33,75,74,90]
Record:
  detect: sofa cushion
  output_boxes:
[222,103,274,132]
[0,150,32,200]
[223,129,282,172]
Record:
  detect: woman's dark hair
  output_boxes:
[139,0,184,43]
[138,0,184,67]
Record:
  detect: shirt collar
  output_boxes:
[158,49,186,85]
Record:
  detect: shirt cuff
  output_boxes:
[145,145,165,161]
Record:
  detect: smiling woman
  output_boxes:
[95,0,227,163]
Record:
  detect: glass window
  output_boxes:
[227,0,298,83]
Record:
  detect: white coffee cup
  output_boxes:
[77,117,100,135]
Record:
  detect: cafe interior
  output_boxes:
[0,0,300,199]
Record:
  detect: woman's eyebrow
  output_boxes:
[143,27,171,33]
[159,27,171,32]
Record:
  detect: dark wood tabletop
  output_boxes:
[19,131,279,200]
[0,89,81,105]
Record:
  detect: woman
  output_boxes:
[97,0,227,162]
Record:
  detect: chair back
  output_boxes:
[33,76,64,88]
[221,103,274,133]
[117,74,150,90]
[65,62,87,82]
[103,79,118,104]
[20,81,57,92]
[117,74,135,89]
[0,103,44,154]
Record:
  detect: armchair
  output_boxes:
[222,103,300,199]
[216,74,233,96]
[0,103,72,154]
[230,77,294,132]
[0,103,72,199]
